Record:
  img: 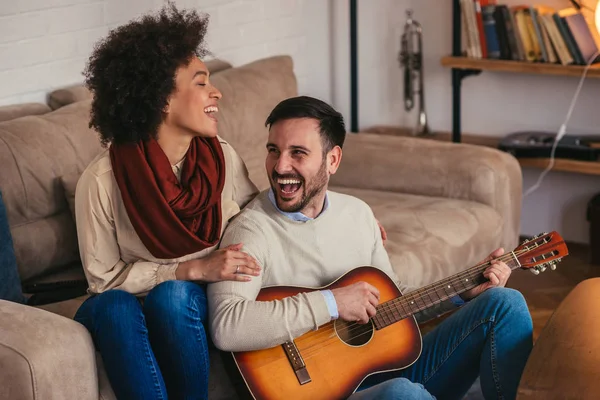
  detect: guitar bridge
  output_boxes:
[282,341,311,385]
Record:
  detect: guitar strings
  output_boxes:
[296,250,523,344]
[256,245,546,365]
[294,249,533,355]
[299,254,524,359]
[309,244,555,357]
[295,254,514,351]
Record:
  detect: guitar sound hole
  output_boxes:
[334,319,374,347]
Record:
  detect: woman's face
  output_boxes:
[164,57,222,138]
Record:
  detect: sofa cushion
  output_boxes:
[0,191,25,304]
[330,186,504,289]
[0,100,104,282]
[47,84,92,111]
[60,171,81,221]
[0,103,51,122]
[47,58,234,110]
[210,55,297,191]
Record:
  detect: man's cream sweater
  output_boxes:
[207,190,410,352]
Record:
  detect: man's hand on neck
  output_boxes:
[157,124,194,165]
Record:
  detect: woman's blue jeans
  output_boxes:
[352,287,533,400]
[74,280,210,400]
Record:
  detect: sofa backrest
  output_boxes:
[0,103,51,123]
[0,55,297,282]
[0,100,103,282]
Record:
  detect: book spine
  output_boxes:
[493,6,511,59]
[481,5,501,59]
[508,9,526,60]
[500,5,520,60]
[529,7,548,62]
[474,0,488,58]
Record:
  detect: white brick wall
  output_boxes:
[0,0,331,106]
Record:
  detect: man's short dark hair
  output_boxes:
[265,96,346,152]
[84,3,209,146]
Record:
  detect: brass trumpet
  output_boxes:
[399,9,430,136]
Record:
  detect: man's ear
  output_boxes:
[327,146,342,175]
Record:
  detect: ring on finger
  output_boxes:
[235,265,240,274]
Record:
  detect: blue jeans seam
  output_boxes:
[190,292,210,383]
[141,326,167,400]
[421,316,495,385]
[489,322,504,400]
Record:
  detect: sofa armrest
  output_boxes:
[330,133,523,249]
[0,299,98,400]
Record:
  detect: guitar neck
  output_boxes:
[372,252,521,330]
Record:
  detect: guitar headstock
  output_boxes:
[513,231,569,275]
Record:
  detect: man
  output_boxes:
[207,96,533,399]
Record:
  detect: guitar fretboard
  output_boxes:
[372,254,520,330]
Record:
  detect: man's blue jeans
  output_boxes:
[74,280,210,400]
[352,287,533,400]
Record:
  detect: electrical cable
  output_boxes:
[523,49,600,197]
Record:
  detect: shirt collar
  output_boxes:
[267,188,329,222]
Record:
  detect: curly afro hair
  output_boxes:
[84,3,210,146]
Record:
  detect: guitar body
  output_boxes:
[232,267,422,400]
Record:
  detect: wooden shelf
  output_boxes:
[365,126,600,176]
[441,56,600,79]
[517,158,600,175]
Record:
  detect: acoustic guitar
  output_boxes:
[232,231,569,400]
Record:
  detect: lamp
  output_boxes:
[596,1,600,34]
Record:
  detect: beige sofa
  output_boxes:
[0,55,522,399]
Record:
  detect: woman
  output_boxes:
[73,4,260,399]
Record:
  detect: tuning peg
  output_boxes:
[530,268,540,275]
[550,262,557,271]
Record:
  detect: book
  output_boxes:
[460,0,482,58]
[529,6,549,61]
[562,11,599,64]
[508,8,526,60]
[553,12,585,64]
[537,12,558,63]
[474,0,488,58]
[513,8,537,61]
[494,5,513,59]
[481,4,501,59]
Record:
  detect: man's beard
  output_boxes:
[271,158,328,213]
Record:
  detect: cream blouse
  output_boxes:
[74,137,259,295]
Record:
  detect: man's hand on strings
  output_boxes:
[460,248,512,301]
[332,282,380,324]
